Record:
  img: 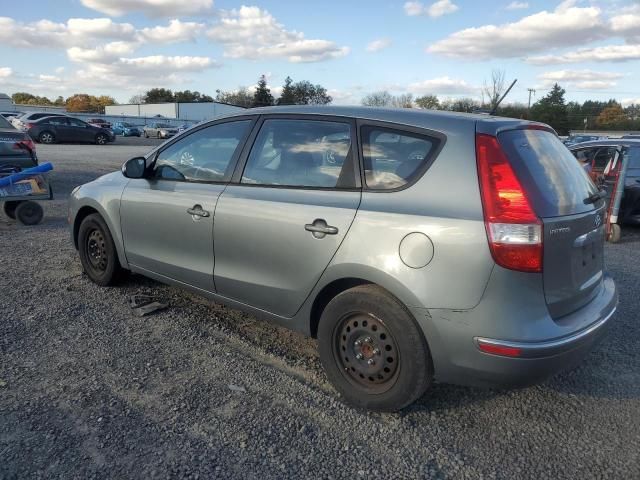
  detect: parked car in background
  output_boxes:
[11,112,68,131]
[112,122,142,137]
[564,134,608,147]
[570,139,640,225]
[143,123,178,139]
[27,116,115,145]
[177,123,193,134]
[0,114,37,170]
[69,106,617,411]
[0,111,24,121]
[87,118,112,129]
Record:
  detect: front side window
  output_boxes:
[153,120,251,182]
[362,126,437,190]
[241,119,354,188]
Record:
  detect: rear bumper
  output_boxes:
[411,272,618,388]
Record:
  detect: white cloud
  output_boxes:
[80,0,214,18]
[407,76,478,95]
[366,38,392,52]
[67,41,138,63]
[621,98,640,107]
[610,12,640,42]
[404,0,459,17]
[139,19,205,43]
[538,69,623,89]
[207,6,349,62]
[506,1,528,10]
[0,17,137,48]
[0,67,13,79]
[527,44,640,64]
[429,5,606,58]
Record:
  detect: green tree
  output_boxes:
[277,76,296,105]
[530,83,569,135]
[174,90,214,102]
[415,95,440,110]
[143,88,175,103]
[252,75,274,107]
[291,80,332,105]
[215,87,253,107]
[440,97,479,113]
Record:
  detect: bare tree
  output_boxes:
[361,91,413,108]
[128,93,145,104]
[483,69,506,111]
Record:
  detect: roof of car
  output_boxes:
[569,139,640,148]
[220,105,535,128]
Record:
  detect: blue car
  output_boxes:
[112,122,142,137]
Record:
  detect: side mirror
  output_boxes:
[122,156,147,178]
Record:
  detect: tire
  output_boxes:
[78,213,122,286]
[144,132,148,138]
[14,201,43,225]
[3,200,20,219]
[318,285,433,411]
[95,133,108,145]
[38,131,55,144]
[609,223,622,243]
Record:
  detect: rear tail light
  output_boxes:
[476,133,542,273]
[13,137,36,154]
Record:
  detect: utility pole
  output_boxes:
[527,88,536,110]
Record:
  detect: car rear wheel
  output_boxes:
[95,133,108,145]
[318,285,433,411]
[78,213,122,286]
[144,131,148,138]
[38,131,55,144]
[15,201,43,225]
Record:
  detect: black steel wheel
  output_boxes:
[334,313,400,393]
[15,201,43,225]
[318,284,433,411]
[78,213,123,286]
[2,200,20,219]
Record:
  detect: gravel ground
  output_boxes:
[1,143,639,479]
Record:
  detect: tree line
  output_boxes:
[10,72,640,133]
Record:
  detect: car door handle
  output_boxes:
[187,205,210,217]
[305,219,338,236]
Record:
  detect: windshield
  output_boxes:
[499,129,599,217]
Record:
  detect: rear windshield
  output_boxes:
[0,116,14,129]
[499,129,598,217]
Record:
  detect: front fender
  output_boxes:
[69,172,129,269]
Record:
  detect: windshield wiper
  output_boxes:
[584,189,605,205]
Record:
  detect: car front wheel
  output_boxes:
[318,285,433,411]
[78,213,123,286]
[95,133,108,145]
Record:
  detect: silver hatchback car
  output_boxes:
[69,106,617,411]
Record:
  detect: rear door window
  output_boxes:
[241,119,354,188]
[624,147,640,185]
[499,129,598,217]
[361,126,439,190]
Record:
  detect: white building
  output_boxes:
[105,101,244,122]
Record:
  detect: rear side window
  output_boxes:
[361,126,438,190]
[624,147,640,182]
[499,129,598,217]
[242,119,354,188]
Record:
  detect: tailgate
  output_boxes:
[499,128,604,319]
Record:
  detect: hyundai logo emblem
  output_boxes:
[594,214,602,228]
